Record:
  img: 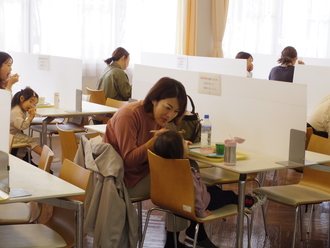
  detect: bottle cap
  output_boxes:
[204,115,209,119]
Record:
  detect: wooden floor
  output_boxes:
[35,136,330,248]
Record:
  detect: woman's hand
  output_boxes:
[145,128,168,151]
[6,73,19,89]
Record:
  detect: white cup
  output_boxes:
[39,97,45,104]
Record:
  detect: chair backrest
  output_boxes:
[57,123,78,163]
[59,159,92,202]
[147,150,196,220]
[9,134,13,153]
[307,134,330,155]
[38,145,54,172]
[300,167,330,194]
[306,127,313,149]
[105,97,128,108]
[86,87,106,105]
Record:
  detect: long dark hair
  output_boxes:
[11,87,39,109]
[278,46,297,65]
[143,77,187,126]
[0,52,13,87]
[104,47,130,65]
[235,51,253,60]
[154,131,184,159]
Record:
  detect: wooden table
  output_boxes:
[36,101,117,146]
[0,155,86,247]
[188,148,330,248]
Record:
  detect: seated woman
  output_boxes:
[268,46,305,83]
[307,93,330,138]
[154,130,267,246]
[235,51,254,77]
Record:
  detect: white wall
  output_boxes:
[10,52,82,110]
[293,65,330,115]
[132,64,307,159]
[141,52,246,77]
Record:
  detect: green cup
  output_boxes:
[216,143,225,155]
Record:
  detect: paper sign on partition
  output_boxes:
[177,55,188,69]
[38,55,50,71]
[198,72,221,96]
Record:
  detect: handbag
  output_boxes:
[167,95,201,143]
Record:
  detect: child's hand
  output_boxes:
[28,108,36,116]
[205,210,212,216]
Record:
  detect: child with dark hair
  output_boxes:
[10,87,42,158]
[154,131,267,248]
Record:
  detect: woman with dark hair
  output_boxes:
[235,51,254,77]
[103,77,194,247]
[268,46,305,82]
[0,51,19,93]
[96,47,131,101]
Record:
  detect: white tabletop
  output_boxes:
[84,124,107,134]
[36,101,117,117]
[2,155,84,204]
[188,148,330,174]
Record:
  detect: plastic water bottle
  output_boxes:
[54,92,60,108]
[201,115,212,146]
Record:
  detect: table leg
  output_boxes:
[236,173,247,248]
[76,201,84,248]
[41,117,55,146]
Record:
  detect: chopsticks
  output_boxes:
[150,129,186,134]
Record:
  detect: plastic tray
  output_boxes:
[189,145,249,162]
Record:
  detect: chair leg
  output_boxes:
[299,205,303,241]
[140,208,153,248]
[262,202,268,236]
[137,202,143,246]
[307,204,314,234]
[193,223,199,248]
[292,206,299,248]
[244,213,252,248]
[173,215,177,248]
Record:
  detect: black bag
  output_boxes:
[167,95,201,143]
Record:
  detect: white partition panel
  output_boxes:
[141,52,246,77]
[9,52,82,110]
[0,90,11,153]
[132,64,307,159]
[294,65,330,115]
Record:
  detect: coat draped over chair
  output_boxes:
[74,135,138,248]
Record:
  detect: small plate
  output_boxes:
[189,146,224,157]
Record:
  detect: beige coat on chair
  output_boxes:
[74,135,138,248]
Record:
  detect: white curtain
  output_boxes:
[0,0,178,77]
[223,0,330,59]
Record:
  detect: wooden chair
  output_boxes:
[254,166,330,248]
[56,123,79,163]
[105,97,128,108]
[0,145,54,225]
[0,159,92,248]
[9,134,31,163]
[141,150,251,248]
[101,98,128,124]
[86,87,106,105]
[306,127,313,149]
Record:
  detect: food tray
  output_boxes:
[189,146,249,162]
